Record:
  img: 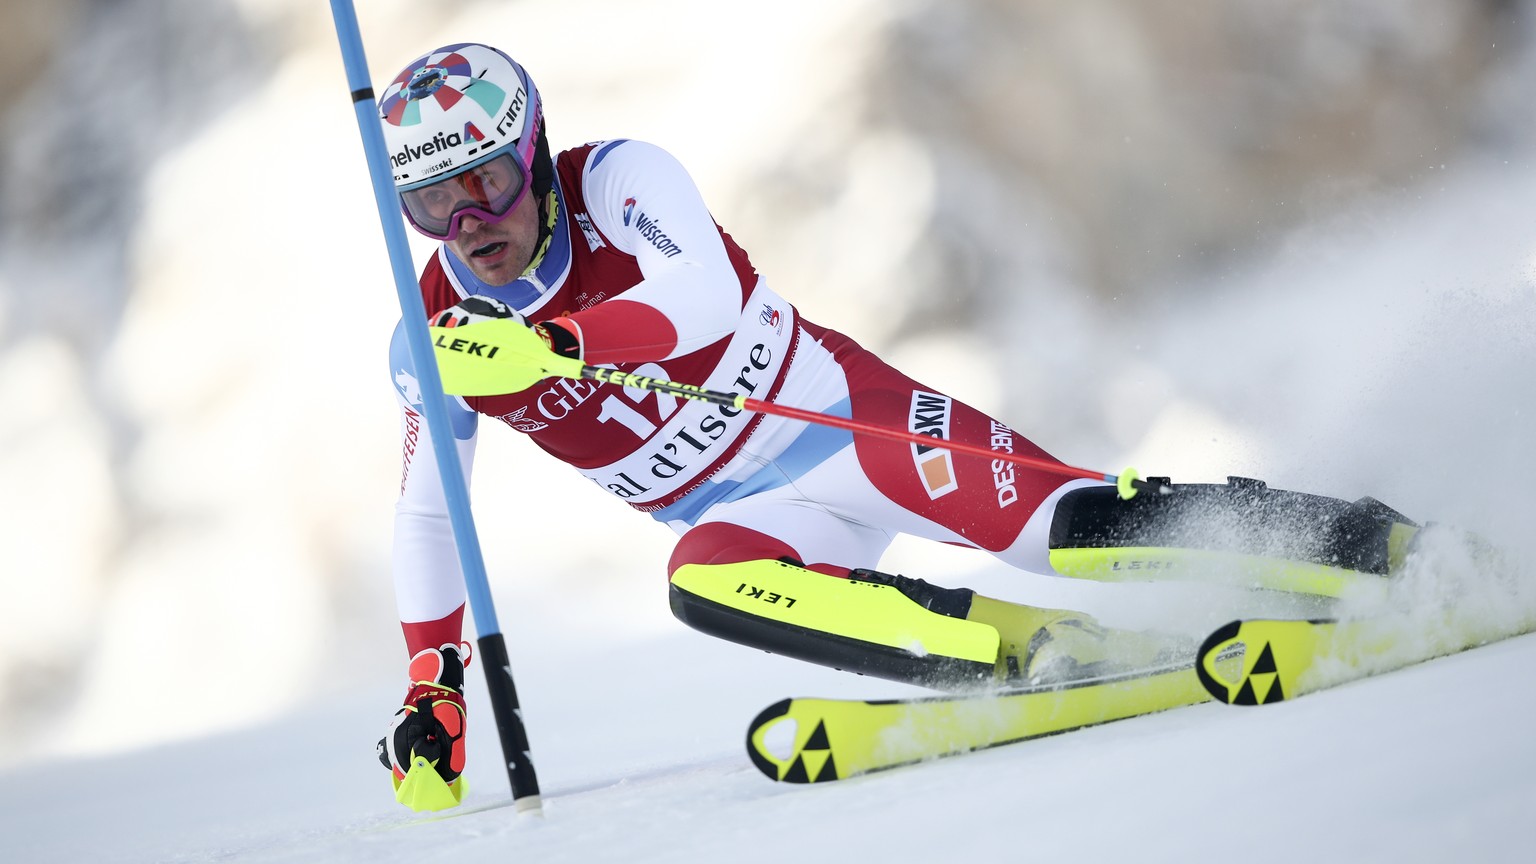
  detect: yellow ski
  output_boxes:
[1197,613,1536,705]
[746,663,1210,783]
[1048,546,1402,601]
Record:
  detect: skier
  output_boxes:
[374,43,1418,801]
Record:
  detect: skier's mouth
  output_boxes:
[471,241,508,259]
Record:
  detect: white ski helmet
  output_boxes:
[378,42,549,240]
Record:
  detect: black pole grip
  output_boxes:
[476,632,541,809]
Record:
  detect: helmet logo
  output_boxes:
[406,66,449,100]
[623,197,636,226]
[389,130,463,168]
[379,44,537,195]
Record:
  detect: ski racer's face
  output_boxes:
[445,187,542,286]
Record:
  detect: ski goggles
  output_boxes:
[398,150,532,241]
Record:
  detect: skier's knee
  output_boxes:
[667,559,996,687]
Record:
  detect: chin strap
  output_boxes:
[520,186,561,278]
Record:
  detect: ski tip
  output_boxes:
[1196,620,1302,707]
[745,699,841,784]
[1195,621,1248,705]
[745,698,795,781]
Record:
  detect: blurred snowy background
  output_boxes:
[1,0,1533,776]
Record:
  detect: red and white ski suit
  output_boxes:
[390,140,1090,653]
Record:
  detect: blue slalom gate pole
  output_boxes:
[328,0,540,811]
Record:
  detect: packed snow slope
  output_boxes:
[5,608,1535,863]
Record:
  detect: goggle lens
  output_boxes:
[400,151,530,241]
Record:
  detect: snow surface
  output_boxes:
[5,608,1535,863]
